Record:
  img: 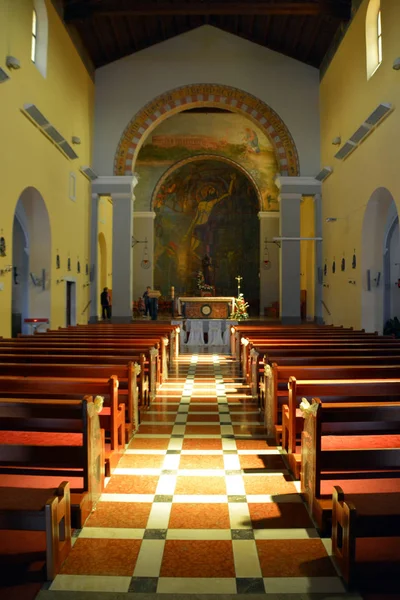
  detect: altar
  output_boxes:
[177,296,235,319]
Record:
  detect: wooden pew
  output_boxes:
[332,485,400,590]
[0,482,71,581]
[264,363,400,444]
[0,362,141,438]
[0,397,104,528]
[0,346,157,404]
[0,375,124,476]
[301,398,400,534]
[285,377,400,477]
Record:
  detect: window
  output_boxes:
[32,0,48,78]
[31,10,37,63]
[377,9,382,66]
[366,0,382,79]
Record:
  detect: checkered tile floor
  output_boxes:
[49,353,361,597]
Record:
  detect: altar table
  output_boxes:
[177,296,235,319]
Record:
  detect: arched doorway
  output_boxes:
[362,187,399,333]
[151,157,261,312]
[12,187,51,335]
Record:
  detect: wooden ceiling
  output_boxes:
[62,0,352,70]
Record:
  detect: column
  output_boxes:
[279,193,302,324]
[92,175,139,323]
[258,212,280,316]
[132,212,156,301]
[89,193,99,323]
[314,193,323,324]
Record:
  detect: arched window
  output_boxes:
[32,0,48,78]
[31,10,37,63]
[366,0,382,79]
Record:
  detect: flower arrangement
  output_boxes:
[196,270,214,293]
[230,293,249,320]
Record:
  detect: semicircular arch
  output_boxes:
[114,84,299,178]
[151,154,263,212]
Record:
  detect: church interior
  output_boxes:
[1,0,400,598]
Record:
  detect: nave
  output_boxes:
[37,352,368,600]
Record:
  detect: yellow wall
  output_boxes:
[320,0,400,328]
[300,196,315,320]
[0,0,95,336]
[97,196,113,316]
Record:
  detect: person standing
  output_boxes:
[143,286,151,318]
[100,287,111,320]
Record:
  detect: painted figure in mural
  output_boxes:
[184,173,236,257]
[244,128,261,154]
[202,253,212,285]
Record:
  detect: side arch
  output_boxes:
[114,84,300,177]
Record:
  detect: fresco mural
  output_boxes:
[153,159,260,310]
[135,112,280,212]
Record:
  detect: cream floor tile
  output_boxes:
[166,529,231,540]
[172,425,186,435]
[223,454,241,470]
[167,438,184,450]
[222,438,237,451]
[157,577,237,594]
[162,454,181,470]
[181,449,223,455]
[254,528,319,540]
[133,539,165,577]
[155,474,177,495]
[237,449,280,455]
[225,474,246,495]
[220,425,234,435]
[146,502,172,529]
[233,539,262,577]
[50,575,131,592]
[263,576,347,594]
[177,405,189,412]
[228,502,251,530]
[178,469,226,477]
[172,494,228,503]
[174,415,187,423]
[184,434,221,439]
[246,494,302,503]
[100,493,154,503]
[292,479,302,492]
[79,527,145,539]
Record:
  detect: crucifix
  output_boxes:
[235,275,243,297]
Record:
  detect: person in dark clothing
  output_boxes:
[100,287,111,320]
[143,286,151,318]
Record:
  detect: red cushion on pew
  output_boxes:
[322,434,400,450]
[0,431,83,445]
[320,478,400,496]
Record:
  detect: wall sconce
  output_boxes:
[348,280,356,285]
[0,264,13,276]
[393,57,400,70]
[72,136,81,145]
[332,136,341,145]
[57,278,65,284]
[6,56,21,70]
[326,217,337,223]
[83,281,90,287]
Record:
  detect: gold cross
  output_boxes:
[235,276,243,284]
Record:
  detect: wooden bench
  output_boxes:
[0,361,141,438]
[0,346,157,405]
[0,397,104,528]
[263,363,400,444]
[285,377,400,477]
[301,398,400,534]
[0,482,71,581]
[332,485,400,590]
[0,375,124,476]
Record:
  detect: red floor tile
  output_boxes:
[128,438,170,450]
[85,501,152,528]
[256,539,336,577]
[118,454,165,469]
[236,440,277,450]
[160,540,235,577]
[138,425,174,434]
[60,538,141,576]
[174,476,227,495]
[239,454,286,470]
[185,425,222,435]
[168,503,230,529]
[243,475,297,495]
[186,414,220,422]
[248,502,313,529]
[104,475,159,494]
[178,455,224,470]
[182,438,223,450]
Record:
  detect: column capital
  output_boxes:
[279,193,302,202]
[92,174,139,200]
[258,211,280,220]
[275,176,322,196]
[134,211,157,219]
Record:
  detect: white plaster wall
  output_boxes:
[93,25,320,177]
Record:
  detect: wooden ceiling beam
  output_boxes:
[65,2,351,23]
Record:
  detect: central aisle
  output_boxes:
[48,353,356,597]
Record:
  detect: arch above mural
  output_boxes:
[151,154,263,212]
[114,83,300,178]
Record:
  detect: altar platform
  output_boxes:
[177,296,235,319]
